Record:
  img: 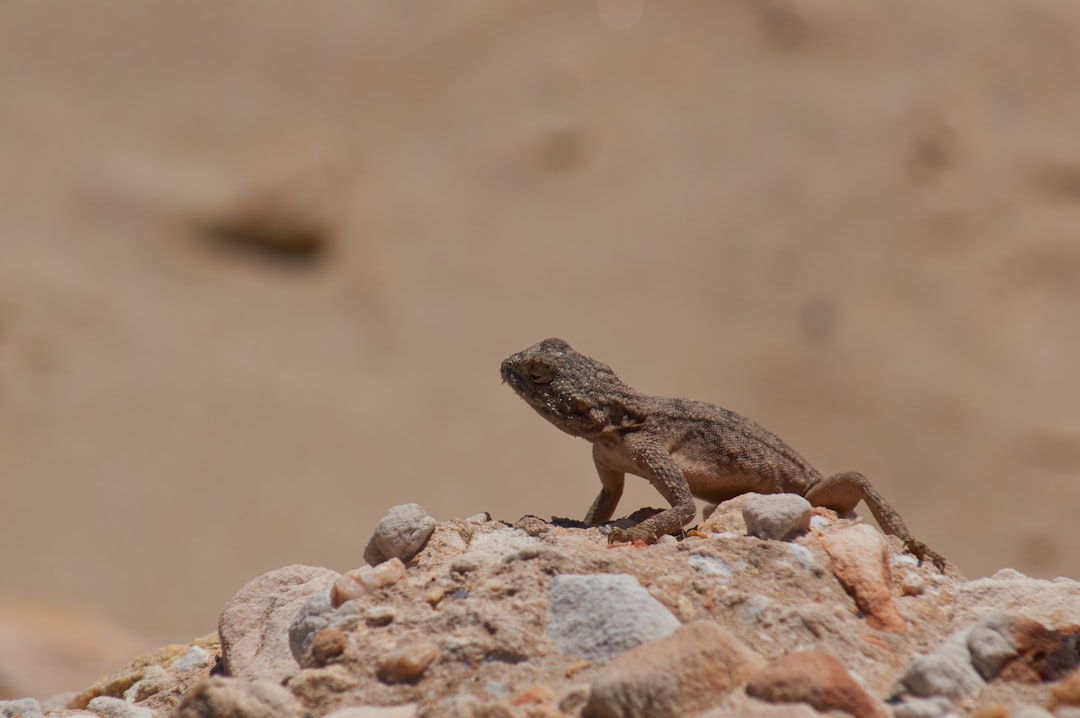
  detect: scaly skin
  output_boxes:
[501,337,946,569]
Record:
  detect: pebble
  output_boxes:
[742,494,812,541]
[365,606,397,627]
[86,696,153,718]
[218,564,340,683]
[967,612,1028,680]
[821,524,906,633]
[952,571,1080,628]
[745,650,884,718]
[892,696,957,718]
[311,627,349,665]
[173,676,303,718]
[1050,666,1080,710]
[899,628,984,700]
[376,643,440,684]
[289,594,360,665]
[0,699,43,718]
[584,620,764,718]
[331,558,407,606]
[545,574,680,664]
[364,504,437,565]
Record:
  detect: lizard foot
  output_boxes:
[908,539,949,573]
[606,526,657,544]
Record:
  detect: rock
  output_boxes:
[745,650,884,718]
[821,524,906,633]
[968,612,1033,680]
[743,494,812,541]
[218,564,339,683]
[583,620,764,718]
[545,574,680,664]
[86,695,153,718]
[375,643,440,684]
[289,593,360,666]
[173,676,303,718]
[892,696,955,718]
[67,633,220,715]
[996,620,1080,682]
[0,699,42,718]
[363,504,437,565]
[953,571,1080,628]
[899,628,984,700]
[1050,666,1080,710]
[331,559,407,607]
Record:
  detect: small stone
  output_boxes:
[900,572,926,596]
[546,574,680,664]
[821,524,906,633]
[331,559,407,607]
[310,628,348,665]
[996,619,1080,682]
[967,612,1029,680]
[423,586,447,607]
[584,621,764,718]
[466,512,492,524]
[173,677,303,718]
[219,564,340,683]
[899,629,984,700]
[176,645,213,673]
[953,572,1080,628]
[86,696,153,718]
[0,699,43,718]
[1050,665,1080,709]
[743,494,812,541]
[376,643,440,684]
[330,574,367,607]
[123,664,170,701]
[365,606,397,627]
[364,504,437,565]
[289,595,359,665]
[745,650,884,718]
[892,696,955,718]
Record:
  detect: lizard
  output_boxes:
[500,337,947,569]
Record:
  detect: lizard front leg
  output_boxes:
[607,434,696,543]
[585,454,625,525]
[805,471,948,569]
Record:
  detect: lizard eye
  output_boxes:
[527,362,554,384]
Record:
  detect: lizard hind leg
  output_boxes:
[806,471,948,570]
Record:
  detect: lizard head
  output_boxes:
[500,338,639,439]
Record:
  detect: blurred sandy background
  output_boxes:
[2,0,1080,696]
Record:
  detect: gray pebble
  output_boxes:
[967,611,1021,680]
[545,573,679,664]
[289,593,360,664]
[87,696,154,718]
[742,494,812,541]
[363,503,437,565]
[900,629,984,700]
[0,699,43,718]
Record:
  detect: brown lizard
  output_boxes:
[500,337,946,569]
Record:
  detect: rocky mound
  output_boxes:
[6,499,1080,718]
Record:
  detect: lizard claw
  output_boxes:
[908,539,950,573]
